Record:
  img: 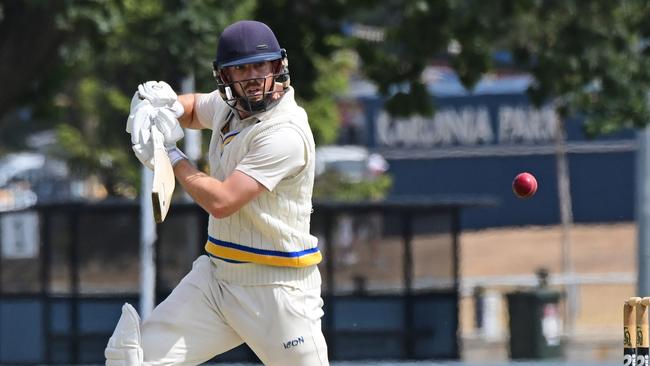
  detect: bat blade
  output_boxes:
[150,126,175,223]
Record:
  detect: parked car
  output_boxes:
[0,152,72,210]
[315,145,388,183]
[313,144,392,203]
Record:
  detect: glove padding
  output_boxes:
[137,81,184,118]
[126,91,152,140]
[127,92,184,144]
[132,140,155,170]
[132,136,187,171]
[128,108,185,170]
[126,82,185,170]
[154,108,184,147]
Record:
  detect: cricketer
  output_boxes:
[106,20,329,366]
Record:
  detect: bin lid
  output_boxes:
[506,289,562,301]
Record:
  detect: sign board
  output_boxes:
[1,211,39,259]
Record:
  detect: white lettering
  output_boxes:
[498,105,558,143]
[375,106,494,148]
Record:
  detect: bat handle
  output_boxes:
[151,125,165,151]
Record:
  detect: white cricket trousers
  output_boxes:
[140,255,329,366]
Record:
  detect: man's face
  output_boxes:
[223,61,275,102]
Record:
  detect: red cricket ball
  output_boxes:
[512,172,538,199]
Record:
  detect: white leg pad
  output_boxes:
[105,303,144,366]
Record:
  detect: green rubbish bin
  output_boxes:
[506,289,563,359]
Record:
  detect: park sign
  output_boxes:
[340,67,635,157]
[375,101,558,148]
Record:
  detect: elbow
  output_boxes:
[210,209,232,219]
[207,202,237,219]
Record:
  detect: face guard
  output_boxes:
[213,20,290,115]
[213,55,290,114]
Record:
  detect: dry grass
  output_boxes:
[461,223,636,276]
[459,223,637,337]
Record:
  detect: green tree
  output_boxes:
[255,1,358,145]
[0,0,254,196]
[0,1,68,122]
[54,0,255,196]
[10,1,646,200]
[351,0,650,132]
[0,0,359,196]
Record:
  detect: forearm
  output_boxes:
[177,94,204,130]
[172,160,234,218]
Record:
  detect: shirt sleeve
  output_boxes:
[194,91,223,129]
[236,127,306,191]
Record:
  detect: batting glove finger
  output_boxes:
[154,108,184,145]
[126,93,152,134]
[129,106,155,146]
[137,81,178,108]
[170,100,185,119]
[132,143,154,170]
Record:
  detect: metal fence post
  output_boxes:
[402,210,414,358]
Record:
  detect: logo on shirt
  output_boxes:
[283,336,304,349]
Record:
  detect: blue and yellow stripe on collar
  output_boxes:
[205,236,322,267]
[222,131,239,146]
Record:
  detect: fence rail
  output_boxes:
[0,197,494,364]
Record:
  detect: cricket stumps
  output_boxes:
[625,297,650,366]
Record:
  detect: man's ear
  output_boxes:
[273,59,284,74]
[219,69,230,83]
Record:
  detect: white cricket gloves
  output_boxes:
[126,81,187,169]
[137,80,184,116]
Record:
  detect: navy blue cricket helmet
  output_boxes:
[212,20,290,113]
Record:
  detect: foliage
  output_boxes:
[56,123,137,197]
[4,0,650,199]
[301,49,357,145]
[51,0,256,193]
[313,171,393,202]
[350,0,650,135]
[500,1,650,136]
[0,0,359,196]
[351,0,454,117]
[254,2,358,145]
[0,0,254,195]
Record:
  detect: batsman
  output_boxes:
[106,20,329,366]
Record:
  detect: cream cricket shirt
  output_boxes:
[194,87,321,287]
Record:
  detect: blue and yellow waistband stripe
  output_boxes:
[208,254,248,264]
[205,236,322,267]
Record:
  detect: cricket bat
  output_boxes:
[150,125,175,223]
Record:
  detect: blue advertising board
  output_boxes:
[339,70,637,228]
